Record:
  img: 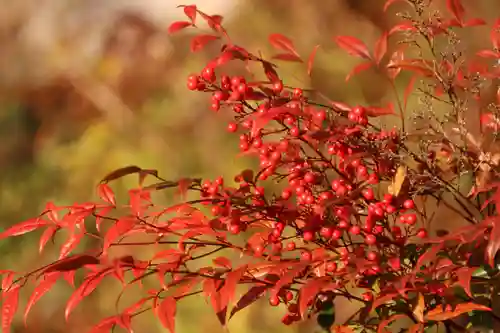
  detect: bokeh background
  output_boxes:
[1,0,499,332]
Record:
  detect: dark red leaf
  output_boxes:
[345,62,373,81]
[334,36,371,60]
[168,21,192,35]
[425,302,491,321]
[416,244,443,270]
[0,217,47,240]
[446,0,465,23]
[374,32,388,65]
[24,272,60,325]
[269,33,300,57]
[270,263,308,298]
[191,34,219,53]
[2,285,20,333]
[100,166,142,184]
[157,296,176,333]
[229,285,268,319]
[271,53,303,62]
[42,254,100,274]
[307,45,320,76]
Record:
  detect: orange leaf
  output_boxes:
[168,21,192,34]
[425,302,491,321]
[2,285,20,333]
[24,272,60,325]
[334,36,371,60]
[307,45,320,76]
[158,297,176,333]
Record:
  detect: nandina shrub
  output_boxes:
[3,1,500,332]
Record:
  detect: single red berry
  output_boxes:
[367,251,378,261]
[320,226,334,239]
[303,230,315,241]
[362,188,375,200]
[326,262,337,272]
[290,126,301,137]
[269,295,280,306]
[229,224,240,234]
[293,88,303,98]
[286,242,296,251]
[350,225,361,235]
[227,122,238,133]
[301,251,312,261]
[365,234,377,245]
[403,199,415,209]
[272,80,284,94]
[417,228,428,238]
[362,292,373,302]
[352,105,366,117]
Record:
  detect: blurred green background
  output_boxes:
[1,0,499,332]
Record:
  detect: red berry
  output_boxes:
[303,230,315,241]
[350,225,361,235]
[286,242,296,251]
[352,106,366,117]
[365,234,377,245]
[320,227,334,239]
[301,251,312,261]
[272,80,284,94]
[227,122,238,132]
[269,295,280,306]
[417,228,428,238]
[403,199,415,209]
[362,188,375,200]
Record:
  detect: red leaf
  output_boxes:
[374,32,388,65]
[387,58,434,77]
[103,217,137,254]
[0,217,47,240]
[24,272,60,325]
[365,103,395,117]
[222,265,247,308]
[2,285,20,333]
[181,5,197,24]
[492,19,500,49]
[298,277,331,318]
[229,285,268,319]
[97,184,116,206]
[88,316,117,333]
[377,314,408,333]
[383,0,410,12]
[270,263,308,298]
[425,302,491,321]
[464,18,486,27]
[168,21,192,35]
[268,33,300,57]
[42,254,100,274]
[404,75,417,109]
[157,296,176,333]
[455,267,478,298]
[307,45,320,76]
[65,271,108,321]
[476,50,500,58]
[59,233,83,259]
[191,35,219,53]
[486,217,500,267]
[334,36,371,60]
[389,22,417,35]
[271,53,303,62]
[345,62,373,81]
[213,257,232,270]
[39,226,58,254]
[416,244,443,269]
[446,0,465,23]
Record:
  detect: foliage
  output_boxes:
[2,1,500,332]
